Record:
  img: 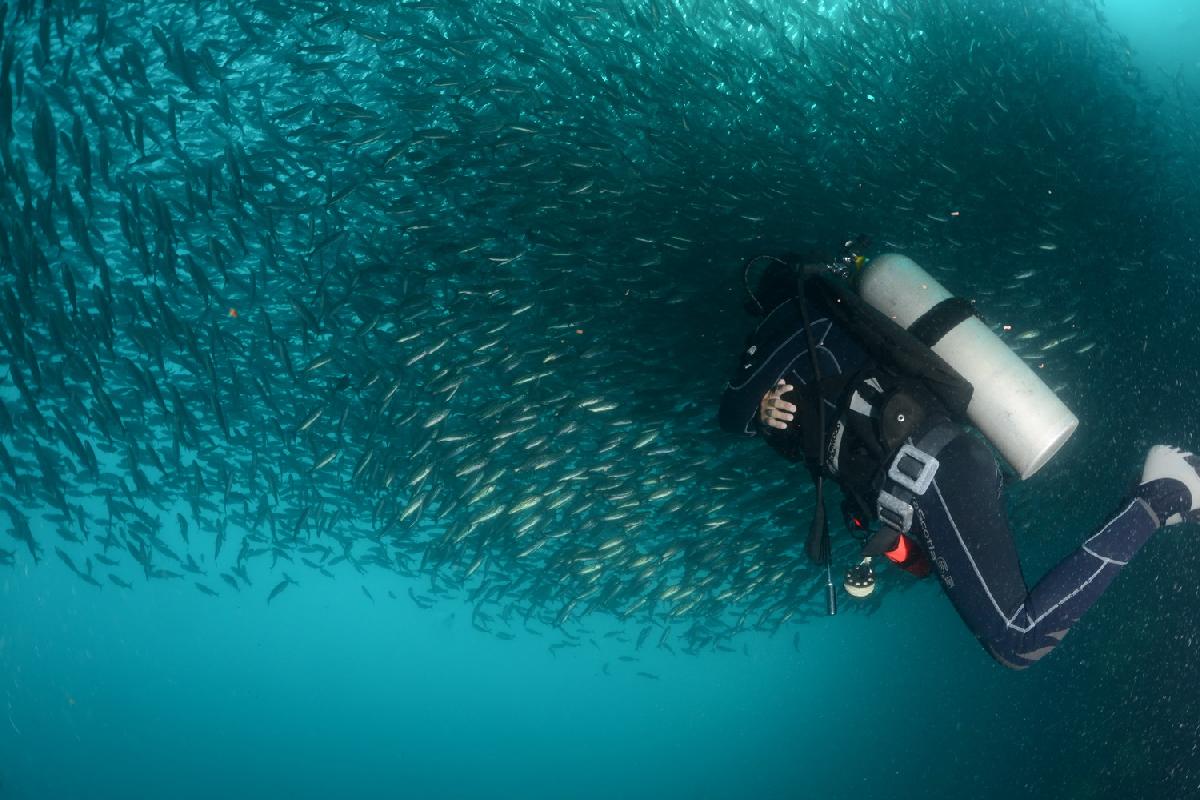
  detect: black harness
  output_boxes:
[761,267,977,562]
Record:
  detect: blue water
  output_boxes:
[11,496,1197,798]
[3,0,1200,797]
[7,547,1042,800]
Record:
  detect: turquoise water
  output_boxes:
[2,0,1199,797]
[7,550,1035,799]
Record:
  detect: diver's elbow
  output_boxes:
[717,392,755,435]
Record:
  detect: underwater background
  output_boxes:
[1,0,1198,797]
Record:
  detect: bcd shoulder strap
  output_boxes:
[803,273,974,424]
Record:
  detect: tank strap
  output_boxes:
[908,297,978,347]
[806,273,974,422]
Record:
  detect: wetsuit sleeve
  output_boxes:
[718,303,813,436]
[718,338,770,435]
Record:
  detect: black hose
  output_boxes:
[795,266,831,568]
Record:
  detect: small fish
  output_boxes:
[310,448,341,473]
[302,354,333,373]
[422,409,450,429]
[456,459,486,478]
[508,495,542,515]
[296,404,325,433]
[268,576,295,604]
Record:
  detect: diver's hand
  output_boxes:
[760,379,796,430]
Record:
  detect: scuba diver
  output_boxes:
[718,241,1200,669]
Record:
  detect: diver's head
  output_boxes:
[747,260,799,316]
[742,240,869,316]
[743,249,827,316]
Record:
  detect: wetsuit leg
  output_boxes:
[910,432,1160,670]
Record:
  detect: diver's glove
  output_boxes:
[1137,445,1200,526]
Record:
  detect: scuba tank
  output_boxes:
[856,253,1078,480]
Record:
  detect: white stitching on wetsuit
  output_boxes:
[737,344,842,435]
[740,357,810,434]
[933,479,1142,634]
[1014,563,1108,632]
[1007,500,1143,629]
[931,478,1014,624]
[733,317,840,434]
[813,318,843,388]
[1081,545,1127,567]
[726,316,832,391]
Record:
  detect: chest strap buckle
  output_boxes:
[888,443,941,496]
[875,422,960,536]
[877,490,914,534]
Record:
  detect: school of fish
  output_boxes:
[1,0,1197,651]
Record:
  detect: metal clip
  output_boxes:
[877,490,913,534]
[888,443,940,496]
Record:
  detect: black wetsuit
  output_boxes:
[719,291,1168,670]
